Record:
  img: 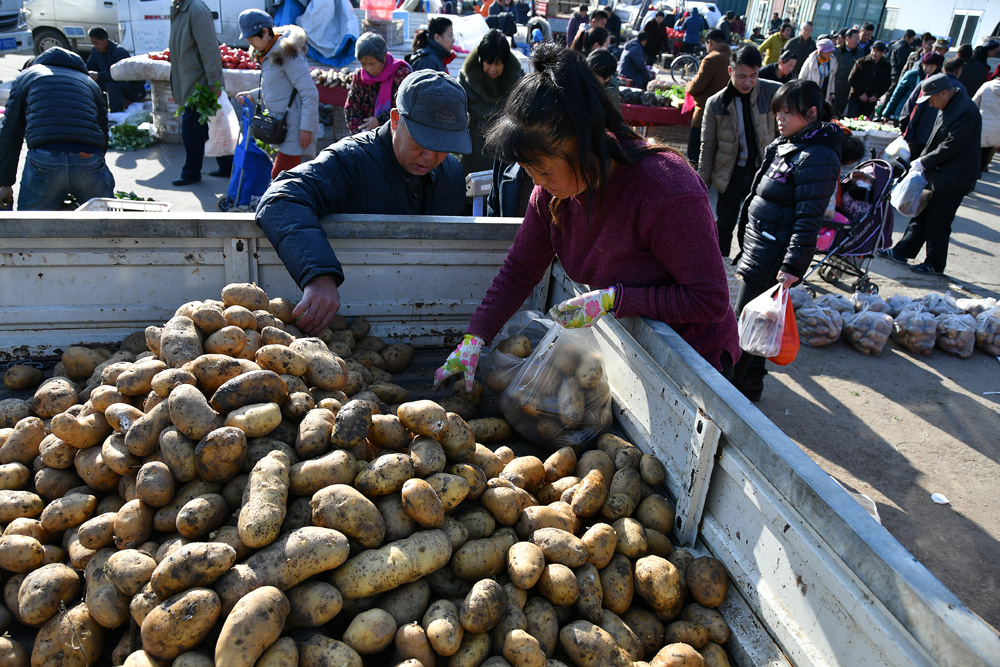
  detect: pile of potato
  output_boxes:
[891,306,937,355]
[843,308,893,355]
[0,282,735,667]
[310,67,353,89]
[795,305,843,347]
[934,313,976,358]
[849,291,891,315]
[975,308,1000,355]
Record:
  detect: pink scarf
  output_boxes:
[359,53,407,117]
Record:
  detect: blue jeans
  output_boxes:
[18,148,115,211]
[181,106,232,180]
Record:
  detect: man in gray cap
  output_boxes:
[878,72,981,275]
[256,70,469,333]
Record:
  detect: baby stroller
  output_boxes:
[217,98,273,212]
[805,159,895,294]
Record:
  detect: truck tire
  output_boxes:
[34,28,70,55]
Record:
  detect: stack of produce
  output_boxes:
[891,305,936,355]
[620,88,671,107]
[0,282,737,667]
[311,67,353,90]
[147,45,259,70]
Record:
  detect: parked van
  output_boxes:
[20,0,118,55]
[118,0,268,55]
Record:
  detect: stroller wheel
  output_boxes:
[819,265,841,284]
[217,196,232,212]
[854,277,878,294]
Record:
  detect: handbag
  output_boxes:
[249,68,298,145]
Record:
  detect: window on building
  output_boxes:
[949,11,981,47]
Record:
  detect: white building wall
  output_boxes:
[891,0,1000,47]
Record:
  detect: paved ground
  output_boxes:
[3,51,1000,632]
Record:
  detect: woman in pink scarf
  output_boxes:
[345,32,412,134]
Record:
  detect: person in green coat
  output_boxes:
[458,30,524,175]
[760,23,792,65]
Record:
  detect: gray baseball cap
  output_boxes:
[917,72,956,103]
[396,70,471,155]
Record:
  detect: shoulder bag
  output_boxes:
[250,67,298,145]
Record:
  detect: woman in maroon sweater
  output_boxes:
[435,44,740,391]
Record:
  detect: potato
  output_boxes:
[330,529,451,600]
[106,549,157,596]
[612,517,647,558]
[85,548,130,629]
[74,445,121,491]
[141,587,221,661]
[215,586,289,667]
[222,283,269,311]
[297,635,362,667]
[124,400,172,457]
[600,609,644,661]
[182,355,242,395]
[354,452,413,496]
[679,604,729,645]
[166,384,219,442]
[636,494,675,534]
[17,562,81,626]
[639,454,666,486]
[420,599,463,657]
[114,499,154,549]
[4,365,44,390]
[29,378,79,419]
[310,484,385,548]
[558,621,632,667]
[599,554,634,615]
[0,637,28,667]
[151,542,237,599]
[379,579,431,627]
[650,643,705,667]
[635,556,683,615]
[497,334,531,358]
[160,317,204,368]
[536,563,578,607]
[330,400,372,449]
[293,407,335,459]
[209,370,288,415]
[396,622,435,667]
[663,620,709,649]
[457,579,507,635]
[37,492,95,533]
[533,527,588,567]
[686,557,728,608]
[290,338,348,391]
[285,581,343,628]
[699,643,730,667]
[575,522,615,569]
[450,463,487,500]
[65,527,97,570]
[256,638,297,667]
[601,468,642,520]
[288,448,356,496]
[194,427,247,483]
[152,479,222,532]
[574,562,603,624]
[51,407,113,449]
[134,461,175,508]
[364,415,409,452]
[157,428,197,483]
[39,433,76,469]
[234,450,289,548]
[570,469,608,517]
[425,473,471,512]
[575,450,614,483]
[468,417,513,444]
[31,602,103,667]
[0,400,31,429]
[215,527,349,614]
[481,485,533,527]
[381,343,413,373]
[343,608,397,654]
[3,517,48,542]
[451,529,517,580]
[401,478,445,528]
[0,417,45,465]
[176,494,229,539]
[409,436,447,478]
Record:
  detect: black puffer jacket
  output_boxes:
[736,122,843,285]
[256,123,466,290]
[0,47,107,186]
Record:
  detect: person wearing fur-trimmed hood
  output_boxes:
[458,30,524,175]
[236,9,320,180]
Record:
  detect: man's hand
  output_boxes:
[777,271,799,286]
[0,186,13,210]
[360,116,379,131]
[292,275,341,335]
[300,130,312,149]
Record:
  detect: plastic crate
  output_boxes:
[864,129,900,158]
[362,18,405,46]
[76,198,172,212]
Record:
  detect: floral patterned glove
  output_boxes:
[434,334,485,392]
[548,286,619,328]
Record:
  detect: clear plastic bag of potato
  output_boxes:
[920,292,964,316]
[795,305,843,347]
[498,323,612,450]
[478,310,554,394]
[955,297,998,318]
[891,304,936,355]
[737,284,787,357]
[843,306,893,355]
[788,286,813,312]
[974,307,1000,356]
[850,291,891,314]
[813,293,854,319]
[885,294,913,318]
[935,313,976,358]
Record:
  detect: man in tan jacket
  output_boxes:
[685,29,731,166]
[698,45,780,257]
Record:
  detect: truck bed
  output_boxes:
[1,211,998,666]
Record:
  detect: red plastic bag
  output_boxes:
[681,92,696,115]
[768,298,799,365]
[361,0,395,21]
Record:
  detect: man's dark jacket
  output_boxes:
[848,54,891,102]
[920,88,982,193]
[0,47,107,187]
[256,123,466,289]
[783,35,816,76]
[86,40,131,86]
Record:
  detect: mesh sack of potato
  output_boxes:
[478,310,553,394]
[789,286,813,311]
[935,313,976,358]
[975,307,1000,355]
[920,292,964,316]
[498,322,612,449]
[850,291,891,314]
[885,294,913,317]
[795,305,843,347]
[891,304,936,355]
[955,297,998,317]
[843,306,893,355]
[813,293,854,319]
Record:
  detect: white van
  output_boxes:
[20,0,118,55]
[118,0,268,55]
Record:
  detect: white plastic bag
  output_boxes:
[890,168,931,217]
[205,92,238,157]
[737,284,786,357]
[881,135,910,165]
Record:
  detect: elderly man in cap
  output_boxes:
[256,70,469,333]
[878,72,981,275]
[169,0,231,186]
[847,40,891,117]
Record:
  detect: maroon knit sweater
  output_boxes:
[467,148,741,371]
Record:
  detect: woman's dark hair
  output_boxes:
[972,45,990,64]
[778,50,797,64]
[586,48,617,79]
[411,29,429,51]
[412,17,452,51]
[957,44,973,59]
[572,26,609,51]
[771,79,824,123]
[477,29,511,65]
[731,44,763,68]
[484,43,677,223]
